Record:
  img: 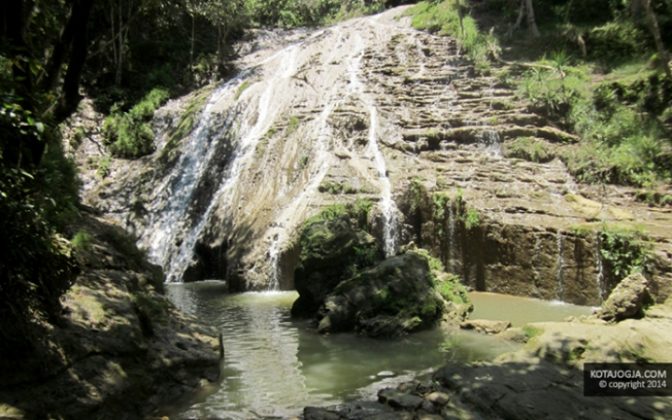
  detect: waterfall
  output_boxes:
[532,233,542,294]
[595,231,605,301]
[349,33,399,257]
[479,129,502,158]
[145,42,300,283]
[555,231,565,301]
[447,203,456,273]
[142,77,246,279]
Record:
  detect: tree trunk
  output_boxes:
[58,0,94,121]
[190,14,195,67]
[1,0,44,169]
[524,0,540,37]
[115,0,123,86]
[640,0,671,78]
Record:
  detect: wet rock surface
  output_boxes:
[460,319,511,334]
[303,299,672,420]
[0,214,220,419]
[70,6,672,307]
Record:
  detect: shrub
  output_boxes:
[587,21,645,62]
[599,225,650,281]
[407,0,499,70]
[103,88,169,159]
[505,137,554,163]
[0,166,79,355]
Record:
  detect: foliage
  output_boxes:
[505,137,554,163]
[517,64,589,124]
[407,1,500,70]
[599,225,650,280]
[34,139,81,231]
[246,0,386,28]
[0,165,79,354]
[587,20,646,62]
[71,230,93,253]
[522,325,543,339]
[435,273,469,305]
[464,208,480,230]
[516,60,669,186]
[103,88,169,158]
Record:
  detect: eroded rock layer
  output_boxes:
[74,6,672,305]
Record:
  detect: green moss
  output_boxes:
[412,248,445,272]
[432,192,450,220]
[96,155,112,178]
[287,115,300,135]
[436,274,470,305]
[235,80,251,100]
[522,325,543,339]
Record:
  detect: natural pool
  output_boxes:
[165,282,592,419]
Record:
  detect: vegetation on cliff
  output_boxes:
[407,0,672,190]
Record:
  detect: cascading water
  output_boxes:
[555,231,565,301]
[142,78,246,278]
[447,203,456,273]
[479,130,502,158]
[595,231,605,301]
[348,32,399,257]
[532,233,542,293]
[143,41,301,283]
[138,11,426,286]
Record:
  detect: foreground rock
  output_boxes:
[460,319,512,335]
[305,298,672,419]
[316,252,448,337]
[0,215,220,419]
[595,272,653,322]
[291,204,383,318]
[291,204,470,337]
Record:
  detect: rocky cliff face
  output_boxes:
[75,6,672,305]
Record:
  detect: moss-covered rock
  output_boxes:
[316,251,448,337]
[291,203,383,317]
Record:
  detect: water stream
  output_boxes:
[348,32,400,257]
[165,284,592,418]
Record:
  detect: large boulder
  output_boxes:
[316,251,449,337]
[291,205,383,318]
[596,272,653,322]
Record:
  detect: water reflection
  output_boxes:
[165,284,590,418]
[470,292,593,326]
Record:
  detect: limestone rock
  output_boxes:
[291,212,383,318]
[425,391,451,406]
[316,251,447,337]
[378,388,424,410]
[460,319,512,334]
[596,272,653,322]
